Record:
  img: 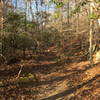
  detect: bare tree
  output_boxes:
[0,0,4,58]
[89,1,94,66]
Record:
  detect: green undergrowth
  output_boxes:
[17,73,38,85]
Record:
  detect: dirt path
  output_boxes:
[0,52,100,100]
[38,62,100,100]
[36,53,100,100]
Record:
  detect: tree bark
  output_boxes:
[89,2,93,66]
[0,0,4,57]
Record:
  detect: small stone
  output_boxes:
[0,81,4,87]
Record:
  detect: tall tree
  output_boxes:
[89,0,94,66]
[0,0,4,57]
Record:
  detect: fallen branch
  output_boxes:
[16,64,23,79]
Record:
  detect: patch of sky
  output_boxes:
[12,0,55,12]
[12,0,55,20]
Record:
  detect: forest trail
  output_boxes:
[1,0,100,100]
[35,52,100,100]
[0,51,100,100]
[38,59,100,100]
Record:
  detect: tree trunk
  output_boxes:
[89,2,93,66]
[67,0,70,24]
[0,0,4,57]
[25,1,27,31]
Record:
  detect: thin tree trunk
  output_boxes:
[76,13,79,35]
[29,0,34,20]
[75,0,79,37]
[25,1,27,31]
[89,2,93,66]
[67,0,70,24]
[0,0,4,57]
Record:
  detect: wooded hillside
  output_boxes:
[0,0,100,100]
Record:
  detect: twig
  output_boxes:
[16,64,23,79]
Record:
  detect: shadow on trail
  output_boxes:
[34,51,58,62]
[41,74,100,100]
[0,58,69,76]
[39,71,78,86]
[0,59,98,77]
[37,63,100,86]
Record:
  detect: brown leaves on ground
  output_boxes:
[0,51,100,100]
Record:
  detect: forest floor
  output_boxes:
[0,51,100,100]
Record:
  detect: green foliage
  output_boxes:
[43,32,61,47]
[27,73,34,79]
[6,12,24,25]
[2,33,35,55]
[72,5,81,14]
[56,2,64,8]
[18,73,37,84]
[52,11,60,19]
[75,5,81,13]
[95,0,100,3]
[39,32,54,47]
[27,21,37,28]
[18,33,34,49]
[80,1,87,6]
[88,13,99,19]
[2,33,19,54]
[71,1,87,16]
[5,12,25,33]
[51,0,64,8]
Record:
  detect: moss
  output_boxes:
[18,73,36,84]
